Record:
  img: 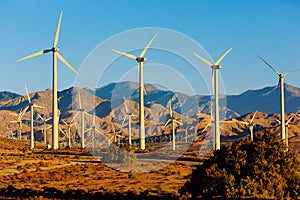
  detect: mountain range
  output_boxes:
[1,81,300,118]
[0,81,300,145]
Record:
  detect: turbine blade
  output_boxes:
[71,112,79,123]
[257,55,280,75]
[20,106,29,119]
[56,53,80,76]
[164,119,171,127]
[193,52,212,66]
[18,50,47,62]
[286,114,295,125]
[37,113,44,121]
[121,116,127,128]
[215,48,232,65]
[285,68,300,75]
[62,119,68,126]
[112,49,137,60]
[84,128,92,133]
[201,122,211,133]
[33,104,44,109]
[95,129,102,134]
[240,121,249,125]
[10,121,18,123]
[24,83,31,103]
[124,97,129,113]
[53,12,63,47]
[174,119,183,125]
[250,111,258,124]
[274,118,281,124]
[78,91,82,110]
[169,101,173,118]
[139,33,158,58]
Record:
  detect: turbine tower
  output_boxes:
[258,56,300,145]
[18,12,79,150]
[23,84,44,149]
[121,97,136,146]
[112,33,157,150]
[194,48,232,150]
[164,100,182,151]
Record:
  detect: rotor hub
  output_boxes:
[52,47,59,52]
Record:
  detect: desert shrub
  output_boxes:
[101,144,136,164]
[128,170,137,179]
[181,131,300,199]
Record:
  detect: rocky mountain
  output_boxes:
[0,91,21,102]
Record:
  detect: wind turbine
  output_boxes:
[112,33,158,150]
[164,100,182,150]
[37,113,52,144]
[73,91,89,148]
[22,84,44,149]
[194,48,232,150]
[274,113,296,147]
[18,12,79,150]
[61,119,75,148]
[258,56,300,145]
[9,109,27,140]
[240,111,258,140]
[121,97,136,146]
[85,113,103,148]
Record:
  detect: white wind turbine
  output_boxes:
[274,113,296,147]
[61,119,75,148]
[18,12,79,150]
[9,109,27,140]
[258,56,300,145]
[37,113,52,144]
[194,48,232,150]
[112,33,158,150]
[22,84,44,149]
[72,91,89,148]
[164,100,182,151]
[85,113,103,148]
[240,111,258,140]
[121,97,136,146]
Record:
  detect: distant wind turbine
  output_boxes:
[275,113,296,147]
[73,91,89,148]
[9,109,27,140]
[164,100,182,151]
[18,12,79,150]
[258,56,300,146]
[121,97,137,146]
[22,84,44,149]
[112,33,158,150]
[240,111,258,140]
[194,48,232,150]
[37,113,52,144]
[61,119,75,148]
[85,112,103,148]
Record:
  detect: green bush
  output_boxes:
[101,144,136,164]
[181,131,300,199]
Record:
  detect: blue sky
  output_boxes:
[1,0,300,95]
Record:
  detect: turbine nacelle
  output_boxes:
[211,65,222,69]
[136,57,146,62]
[279,74,286,78]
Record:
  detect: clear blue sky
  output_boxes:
[1,0,300,95]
